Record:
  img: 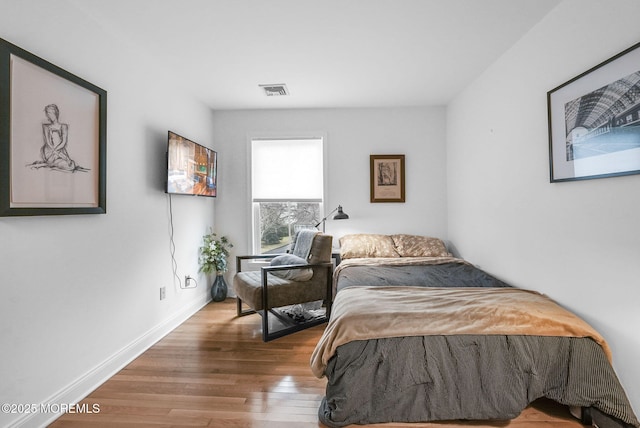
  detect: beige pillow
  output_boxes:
[339,234,400,259]
[391,234,451,257]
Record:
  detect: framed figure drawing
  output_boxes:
[548,41,640,182]
[0,37,107,216]
[370,154,405,202]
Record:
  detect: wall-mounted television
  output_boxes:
[166,131,217,197]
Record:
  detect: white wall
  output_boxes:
[447,0,640,410]
[212,107,448,267]
[0,3,217,427]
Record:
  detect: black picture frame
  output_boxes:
[547,41,640,182]
[0,38,106,216]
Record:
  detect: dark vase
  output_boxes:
[211,273,228,302]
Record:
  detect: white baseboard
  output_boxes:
[9,295,211,428]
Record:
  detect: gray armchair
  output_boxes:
[233,232,333,341]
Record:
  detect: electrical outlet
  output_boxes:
[185,275,192,288]
[160,286,166,300]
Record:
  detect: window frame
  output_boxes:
[247,133,328,254]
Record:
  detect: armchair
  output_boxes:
[233,231,333,342]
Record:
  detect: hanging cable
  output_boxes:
[167,194,199,289]
[168,194,182,288]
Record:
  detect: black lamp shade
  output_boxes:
[333,205,349,220]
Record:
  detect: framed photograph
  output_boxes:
[370,154,405,202]
[0,38,106,216]
[548,41,640,182]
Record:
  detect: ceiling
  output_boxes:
[70,0,561,110]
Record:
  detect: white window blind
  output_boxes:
[251,138,323,202]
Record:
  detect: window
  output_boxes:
[251,137,324,254]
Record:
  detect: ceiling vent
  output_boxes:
[259,83,289,96]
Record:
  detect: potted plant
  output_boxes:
[199,229,233,302]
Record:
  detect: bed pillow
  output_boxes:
[339,234,400,259]
[269,254,314,281]
[391,234,451,257]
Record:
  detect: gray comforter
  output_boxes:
[334,259,511,293]
[318,258,639,428]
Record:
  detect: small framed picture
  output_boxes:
[370,154,405,203]
[0,37,107,216]
[548,41,640,182]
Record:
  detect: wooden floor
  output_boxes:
[50,299,585,428]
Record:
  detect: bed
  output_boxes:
[310,234,639,428]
